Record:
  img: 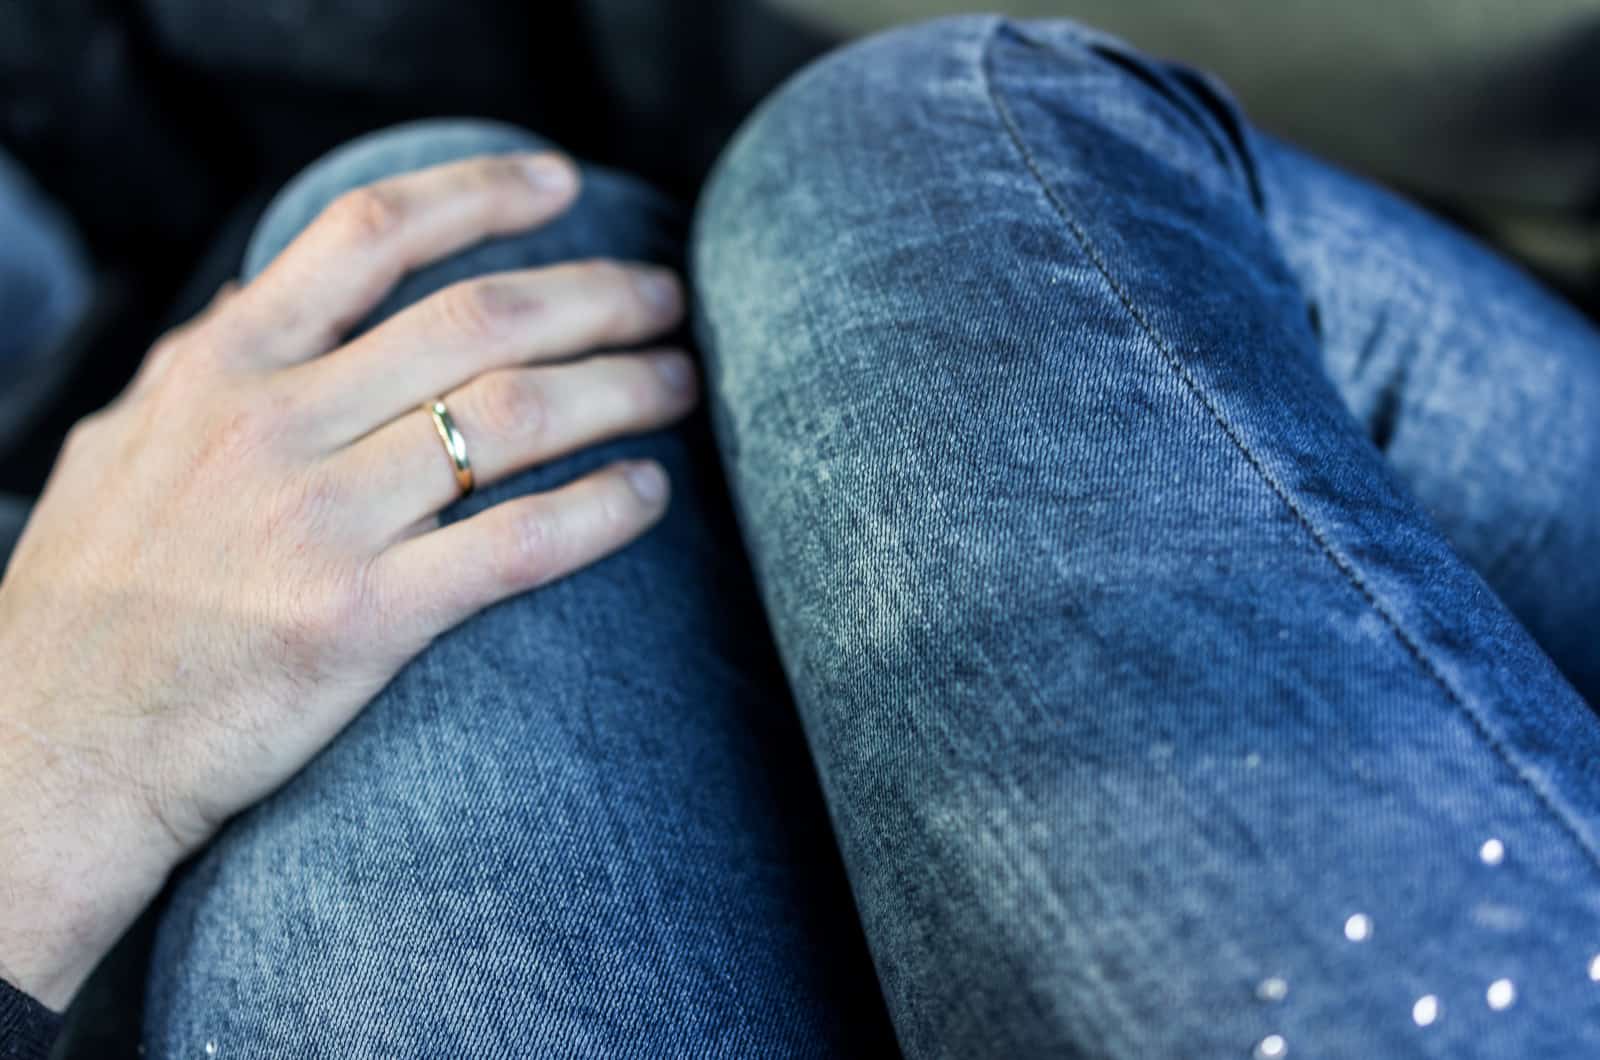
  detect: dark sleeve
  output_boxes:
[0,978,60,1060]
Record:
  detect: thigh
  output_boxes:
[144,120,893,1058]
[695,17,1600,1058]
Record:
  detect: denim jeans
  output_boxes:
[0,149,87,371]
[139,16,1600,1059]
[141,122,893,1057]
[0,148,91,456]
[0,148,88,565]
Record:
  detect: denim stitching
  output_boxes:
[975,18,1600,872]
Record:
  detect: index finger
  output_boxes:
[232,152,580,367]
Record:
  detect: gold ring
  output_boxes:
[424,399,474,497]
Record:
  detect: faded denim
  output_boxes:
[0,148,88,370]
[694,16,1600,1059]
[140,14,1600,1060]
[0,147,88,584]
[0,147,91,458]
[142,121,895,1057]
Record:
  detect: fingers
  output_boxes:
[119,281,246,404]
[340,349,697,533]
[374,460,671,643]
[284,259,685,449]
[232,152,580,365]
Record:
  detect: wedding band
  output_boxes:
[424,399,474,496]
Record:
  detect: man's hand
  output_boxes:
[0,151,696,1008]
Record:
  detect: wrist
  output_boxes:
[0,667,182,1010]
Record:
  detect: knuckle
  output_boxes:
[611,469,655,521]
[578,259,636,324]
[149,332,214,381]
[201,390,288,457]
[498,502,558,587]
[61,413,103,456]
[598,488,633,532]
[272,469,344,533]
[436,278,521,344]
[478,154,529,191]
[602,280,642,336]
[138,342,186,389]
[471,370,545,441]
[203,406,266,457]
[319,576,369,639]
[275,570,369,660]
[327,184,405,246]
[142,332,184,372]
[580,257,629,288]
[622,364,667,415]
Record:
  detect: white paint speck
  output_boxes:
[1487,979,1517,1011]
[1256,976,1289,1002]
[1254,1033,1288,1059]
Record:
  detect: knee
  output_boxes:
[695,13,1237,251]
[246,119,681,284]
[692,17,1011,420]
[0,151,90,361]
[692,15,1244,407]
[698,13,1005,198]
[245,119,555,280]
[693,15,1003,305]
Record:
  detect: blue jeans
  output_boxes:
[0,150,88,370]
[141,17,1600,1058]
[0,148,89,561]
[0,148,91,458]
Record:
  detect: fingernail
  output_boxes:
[522,154,575,192]
[626,461,668,503]
[654,353,695,394]
[633,269,681,315]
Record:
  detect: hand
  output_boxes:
[0,152,695,1008]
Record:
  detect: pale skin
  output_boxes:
[0,152,698,1010]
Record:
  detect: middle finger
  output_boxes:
[284,259,684,452]
[333,348,698,538]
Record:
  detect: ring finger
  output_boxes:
[283,259,684,452]
[337,347,698,537]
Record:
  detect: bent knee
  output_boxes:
[693,18,1013,415]
[247,120,680,287]
[246,119,559,279]
[693,16,1255,397]
[694,16,1004,282]
[694,13,1246,255]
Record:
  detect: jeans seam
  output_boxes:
[974,19,1600,873]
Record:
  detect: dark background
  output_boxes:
[4,0,1598,502]
[0,0,834,497]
